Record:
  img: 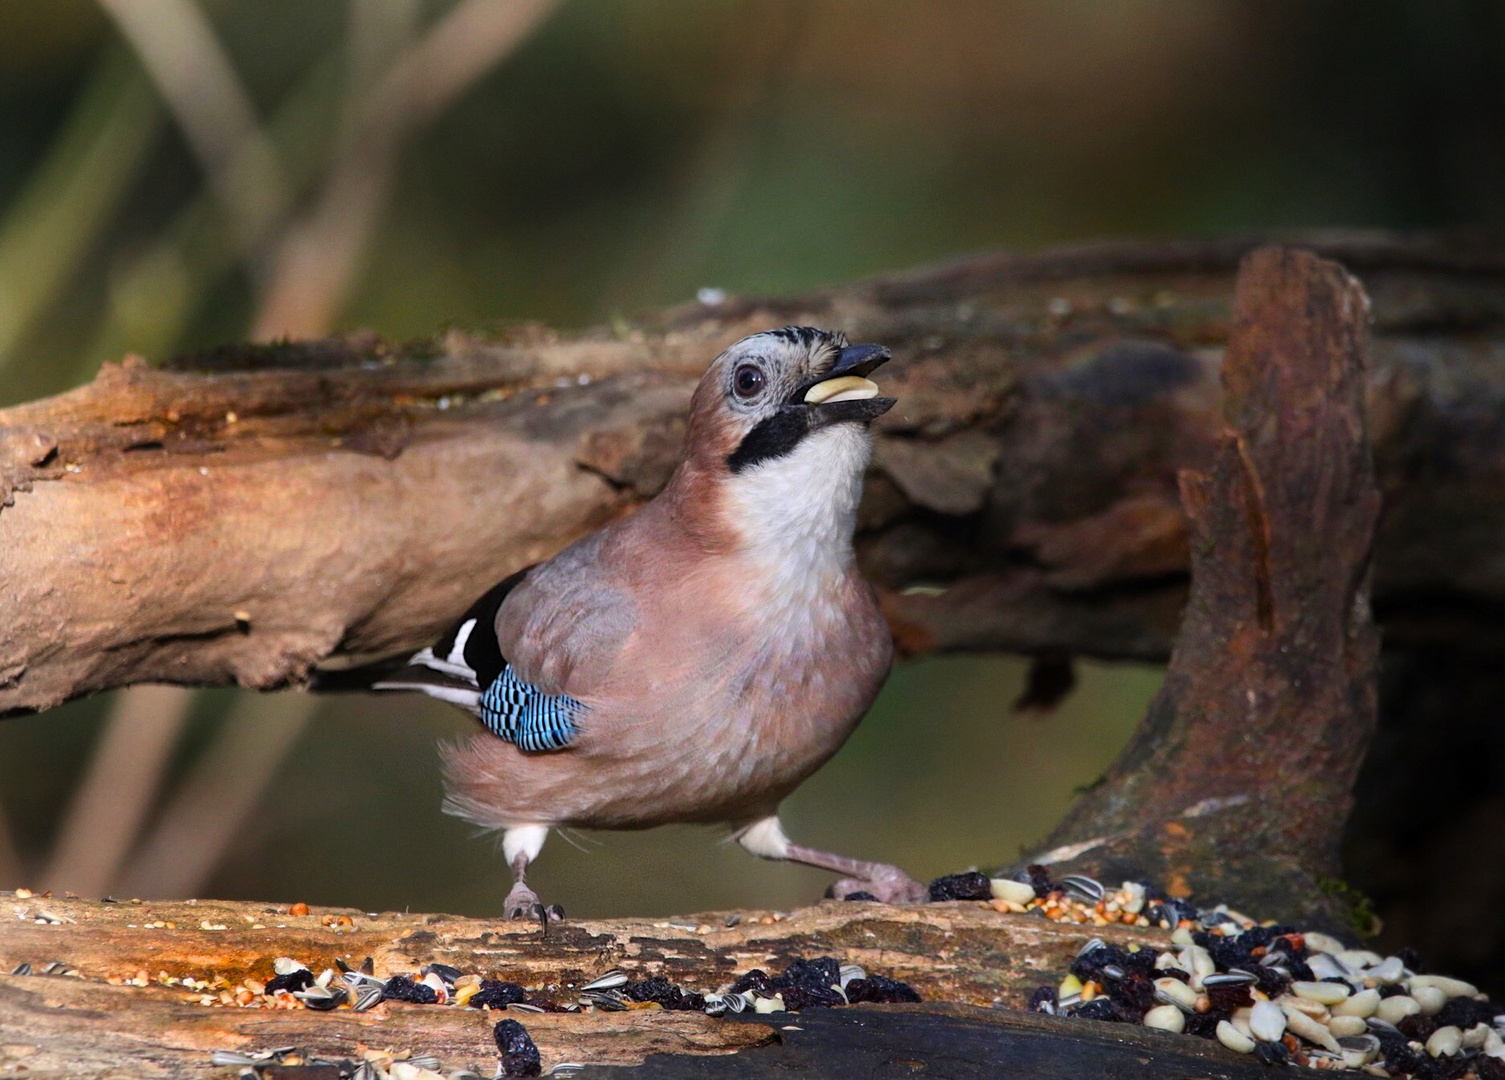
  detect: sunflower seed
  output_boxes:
[1062,875,1105,902]
[1204,971,1256,988]
[9,962,31,976]
[581,992,627,1011]
[1154,977,1199,1012]
[296,985,347,1011]
[508,1002,545,1014]
[580,969,628,992]
[1338,1034,1380,1067]
[210,1051,263,1067]
[1076,937,1106,959]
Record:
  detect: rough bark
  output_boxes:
[0,891,1217,1079]
[1024,248,1380,931]
[3,233,1505,712]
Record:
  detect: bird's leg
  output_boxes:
[736,815,928,904]
[500,824,563,921]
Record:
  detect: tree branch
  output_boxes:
[1025,246,1380,929]
[3,233,1505,714]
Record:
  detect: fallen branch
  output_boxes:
[4,233,1505,713]
[0,891,1163,1077]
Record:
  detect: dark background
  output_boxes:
[0,1,1501,931]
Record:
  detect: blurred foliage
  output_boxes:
[0,0,1502,915]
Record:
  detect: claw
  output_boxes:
[504,884,542,920]
[827,865,928,905]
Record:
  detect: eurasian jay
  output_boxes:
[313,327,924,917]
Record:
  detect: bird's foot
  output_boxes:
[503,883,565,922]
[827,863,928,904]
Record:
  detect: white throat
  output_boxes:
[725,424,870,600]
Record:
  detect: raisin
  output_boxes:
[493,1018,541,1078]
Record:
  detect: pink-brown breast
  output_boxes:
[439,549,893,832]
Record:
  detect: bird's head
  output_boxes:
[677,326,893,560]
[685,326,893,476]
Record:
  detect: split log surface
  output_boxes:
[4,234,1505,712]
[1026,247,1381,930]
[0,890,1296,1079]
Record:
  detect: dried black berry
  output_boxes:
[1205,982,1254,1011]
[1183,1009,1229,1039]
[927,871,991,902]
[843,975,920,1004]
[778,957,841,990]
[1107,971,1155,1018]
[1236,926,1280,950]
[1375,1035,1425,1077]
[1477,1055,1505,1080]
[381,975,438,1004]
[1028,985,1057,1012]
[781,983,845,1010]
[470,980,528,1009]
[1436,994,1501,1029]
[1286,959,1315,982]
[493,1018,541,1078]
[842,890,879,902]
[623,976,685,1009]
[1069,998,1120,1023]
[1251,965,1290,998]
[1026,864,1059,898]
[730,969,772,996]
[264,969,314,995]
[1397,1013,1438,1042]
[1207,939,1254,971]
[1071,943,1132,982]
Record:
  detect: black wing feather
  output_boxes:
[309,564,535,695]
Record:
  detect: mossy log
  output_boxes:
[3,233,1505,713]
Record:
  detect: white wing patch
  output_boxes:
[408,618,480,684]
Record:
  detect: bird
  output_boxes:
[311,326,926,918]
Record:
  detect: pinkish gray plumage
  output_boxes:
[312,327,924,916]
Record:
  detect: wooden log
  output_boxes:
[3,233,1505,713]
[1027,247,1381,931]
[0,890,1213,1078]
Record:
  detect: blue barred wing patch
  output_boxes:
[478,665,584,752]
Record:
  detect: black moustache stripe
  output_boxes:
[726,411,811,474]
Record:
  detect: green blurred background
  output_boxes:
[0,0,1501,918]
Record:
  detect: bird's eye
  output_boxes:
[733,364,765,399]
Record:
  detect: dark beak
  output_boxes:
[791,342,896,424]
[792,343,892,400]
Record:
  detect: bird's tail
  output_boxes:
[308,652,483,710]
